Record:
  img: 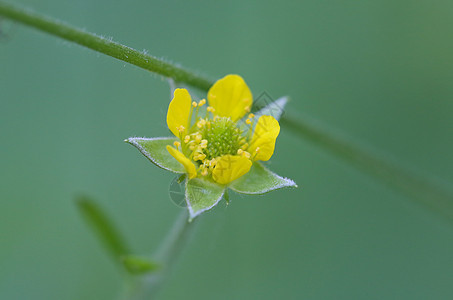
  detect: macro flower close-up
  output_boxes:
[127,74,297,219]
[2,1,453,299]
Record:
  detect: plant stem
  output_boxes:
[281,113,453,221]
[1,1,452,221]
[123,210,196,300]
[0,2,213,91]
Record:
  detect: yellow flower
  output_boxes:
[166,74,280,185]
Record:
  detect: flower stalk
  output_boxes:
[123,210,196,300]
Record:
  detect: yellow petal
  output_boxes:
[212,155,252,185]
[166,145,197,179]
[166,88,192,137]
[207,74,252,121]
[248,116,280,161]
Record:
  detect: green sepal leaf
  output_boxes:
[229,162,297,194]
[186,177,225,220]
[121,255,160,275]
[126,137,184,173]
[254,96,288,121]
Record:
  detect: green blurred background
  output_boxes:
[1,0,453,299]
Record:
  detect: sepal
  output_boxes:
[254,96,288,121]
[126,137,185,173]
[229,162,297,194]
[185,177,225,220]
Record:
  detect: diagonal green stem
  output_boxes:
[1,1,453,222]
[0,2,212,90]
[281,114,453,221]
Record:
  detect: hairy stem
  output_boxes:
[1,1,452,222]
[0,2,212,90]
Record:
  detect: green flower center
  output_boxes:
[201,117,245,160]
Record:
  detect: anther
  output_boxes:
[246,119,252,125]
[184,135,191,143]
[192,101,198,107]
[207,106,215,112]
[173,141,181,148]
[210,158,217,167]
[197,119,206,128]
[248,113,255,119]
[198,99,206,106]
[177,125,185,132]
[194,153,206,161]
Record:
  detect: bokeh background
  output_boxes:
[1,0,453,299]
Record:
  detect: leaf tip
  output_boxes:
[186,205,201,221]
[284,177,298,189]
[124,137,135,144]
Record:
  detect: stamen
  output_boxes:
[192,101,197,107]
[201,168,208,176]
[198,99,206,106]
[251,147,260,160]
[207,106,215,112]
[200,139,208,149]
[197,119,206,128]
[173,141,181,148]
[210,158,217,167]
[193,153,206,161]
[237,149,244,155]
[184,135,191,143]
[247,115,255,140]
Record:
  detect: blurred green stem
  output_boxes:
[1,1,452,222]
[281,114,453,221]
[124,210,196,300]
